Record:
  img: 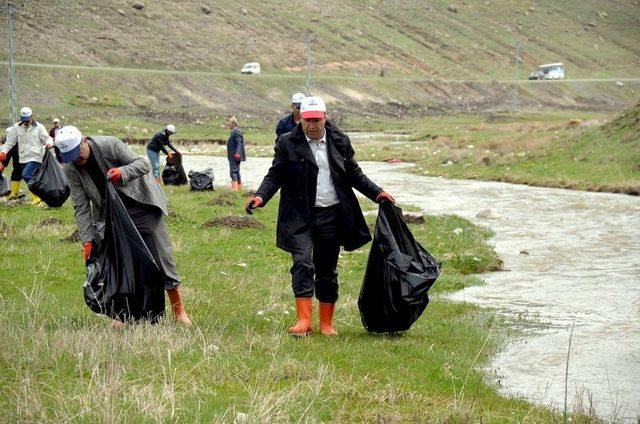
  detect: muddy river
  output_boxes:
[182,155,640,421]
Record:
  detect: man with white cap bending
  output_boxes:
[248,96,395,337]
[0,107,53,206]
[275,92,306,138]
[147,124,179,184]
[55,126,191,326]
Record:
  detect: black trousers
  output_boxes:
[1,144,22,181]
[290,204,341,303]
[125,201,182,291]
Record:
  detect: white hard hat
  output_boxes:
[53,118,60,123]
[166,124,176,134]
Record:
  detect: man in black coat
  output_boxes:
[247,96,395,336]
[275,92,305,138]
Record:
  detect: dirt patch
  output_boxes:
[39,218,63,226]
[403,212,425,224]
[207,192,238,206]
[202,215,265,229]
[61,229,80,243]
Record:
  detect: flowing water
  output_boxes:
[182,155,640,421]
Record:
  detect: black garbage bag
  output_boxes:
[0,174,10,196]
[188,168,215,190]
[27,150,70,207]
[162,152,187,185]
[358,202,440,333]
[83,182,166,322]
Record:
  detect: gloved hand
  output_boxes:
[0,152,6,163]
[83,242,93,261]
[107,167,122,183]
[375,191,396,204]
[234,153,241,161]
[245,196,263,215]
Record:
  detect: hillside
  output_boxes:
[0,0,639,130]
[4,0,640,78]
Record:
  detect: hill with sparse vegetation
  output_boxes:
[0,0,639,132]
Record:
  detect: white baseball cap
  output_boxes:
[20,107,32,122]
[299,96,326,119]
[55,126,83,163]
[53,118,60,123]
[291,92,306,105]
[166,124,176,133]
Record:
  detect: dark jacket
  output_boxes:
[275,113,297,138]
[147,130,177,155]
[255,121,382,253]
[227,127,246,162]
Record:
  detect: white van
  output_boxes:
[240,62,261,75]
[528,63,565,80]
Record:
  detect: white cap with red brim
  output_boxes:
[300,96,326,119]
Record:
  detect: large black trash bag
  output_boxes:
[83,183,166,323]
[27,150,70,207]
[162,152,187,186]
[358,202,440,333]
[0,174,10,196]
[188,168,215,190]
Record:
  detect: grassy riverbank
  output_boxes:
[0,186,576,422]
[348,106,640,195]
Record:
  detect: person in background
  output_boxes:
[0,107,53,206]
[147,124,179,184]
[49,118,61,140]
[0,126,24,201]
[226,116,246,191]
[56,126,192,326]
[247,96,395,337]
[275,92,306,138]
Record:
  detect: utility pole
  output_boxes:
[513,43,521,114]
[6,1,18,123]
[304,31,313,95]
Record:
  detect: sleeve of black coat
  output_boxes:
[275,119,285,137]
[254,137,286,205]
[343,137,383,201]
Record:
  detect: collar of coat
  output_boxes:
[75,137,108,177]
[291,121,348,174]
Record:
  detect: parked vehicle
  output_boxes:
[528,63,565,80]
[240,62,261,75]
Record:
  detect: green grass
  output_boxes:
[0,185,578,422]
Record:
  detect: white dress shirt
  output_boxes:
[306,132,339,207]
